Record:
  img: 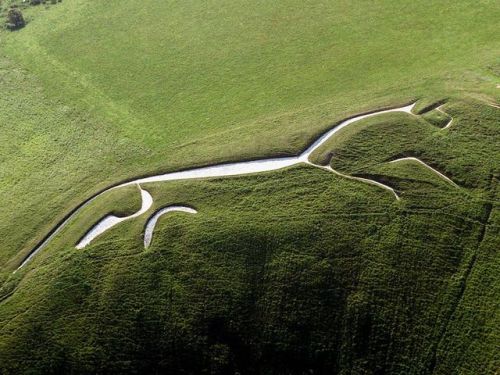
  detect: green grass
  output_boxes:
[1,184,141,279]
[0,155,497,373]
[1,99,498,373]
[421,108,452,128]
[0,0,498,270]
[310,100,499,190]
[0,0,499,373]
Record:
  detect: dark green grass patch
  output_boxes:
[0,160,496,373]
[421,109,452,128]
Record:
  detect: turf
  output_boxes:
[0,0,499,373]
[1,99,498,373]
[0,0,498,269]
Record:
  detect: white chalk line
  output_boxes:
[17,103,424,270]
[436,105,453,130]
[389,157,459,187]
[75,186,153,249]
[315,164,400,200]
[144,206,197,249]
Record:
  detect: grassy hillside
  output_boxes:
[1,101,498,374]
[1,0,499,268]
[0,0,499,373]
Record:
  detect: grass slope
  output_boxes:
[1,0,499,270]
[0,99,498,374]
[0,0,499,373]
